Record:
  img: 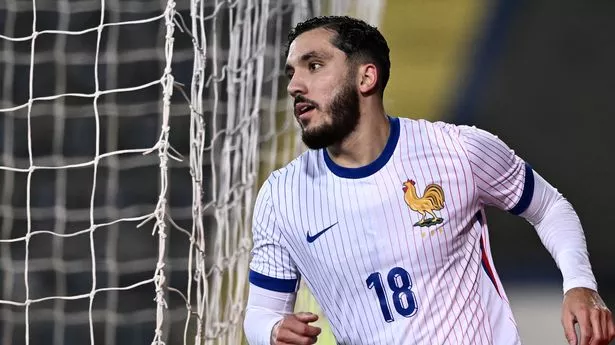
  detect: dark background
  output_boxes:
[449,0,615,303]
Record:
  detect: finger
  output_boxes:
[589,310,603,344]
[295,312,319,323]
[577,311,592,345]
[281,318,322,337]
[600,311,609,342]
[606,311,615,341]
[276,326,318,345]
[562,311,578,345]
[276,339,317,345]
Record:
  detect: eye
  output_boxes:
[309,62,323,71]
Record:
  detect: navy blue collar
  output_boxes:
[323,116,400,179]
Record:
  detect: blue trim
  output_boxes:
[509,162,534,215]
[479,236,499,292]
[249,270,298,293]
[475,211,483,226]
[324,116,400,179]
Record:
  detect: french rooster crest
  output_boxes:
[402,179,445,227]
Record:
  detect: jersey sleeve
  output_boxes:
[459,125,534,214]
[249,178,300,293]
[244,284,297,345]
[520,170,597,293]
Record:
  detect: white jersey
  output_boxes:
[249,116,532,345]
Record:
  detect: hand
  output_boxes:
[562,287,615,345]
[271,312,322,345]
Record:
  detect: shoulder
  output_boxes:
[397,117,468,144]
[260,149,323,196]
[399,117,503,147]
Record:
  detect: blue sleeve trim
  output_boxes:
[249,270,298,293]
[509,162,534,215]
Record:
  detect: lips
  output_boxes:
[294,102,316,117]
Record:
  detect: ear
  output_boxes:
[357,63,378,94]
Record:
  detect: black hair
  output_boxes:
[285,16,391,96]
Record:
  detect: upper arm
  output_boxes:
[459,125,534,214]
[249,179,300,293]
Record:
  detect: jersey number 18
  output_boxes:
[366,267,418,322]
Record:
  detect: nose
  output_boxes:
[286,74,307,98]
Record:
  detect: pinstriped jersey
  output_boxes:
[249,116,532,345]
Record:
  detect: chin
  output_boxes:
[299,113,324,129]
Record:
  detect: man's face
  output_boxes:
[285,28,361,149]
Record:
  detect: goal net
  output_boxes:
[0,1,384,345]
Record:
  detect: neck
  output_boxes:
[326,105,390,168]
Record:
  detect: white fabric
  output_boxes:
[249,118,523,344]
[458,125,527,211]
[520,170,597,294]
[246,117,597,344]
[244,284,296,345]
[250,180,300,281]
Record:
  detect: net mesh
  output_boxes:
[0,1,384,344]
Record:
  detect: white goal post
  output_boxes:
[0,1,385,344]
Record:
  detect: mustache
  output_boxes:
[294,95,319,109]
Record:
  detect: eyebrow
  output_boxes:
[285,50,332,75]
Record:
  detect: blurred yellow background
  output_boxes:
[382,0,486,122]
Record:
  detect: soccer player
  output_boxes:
[243,16,615,345]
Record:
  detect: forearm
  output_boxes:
[243,284,296,345]
[520,170,597,293]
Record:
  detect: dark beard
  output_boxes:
[301,78,361,150]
